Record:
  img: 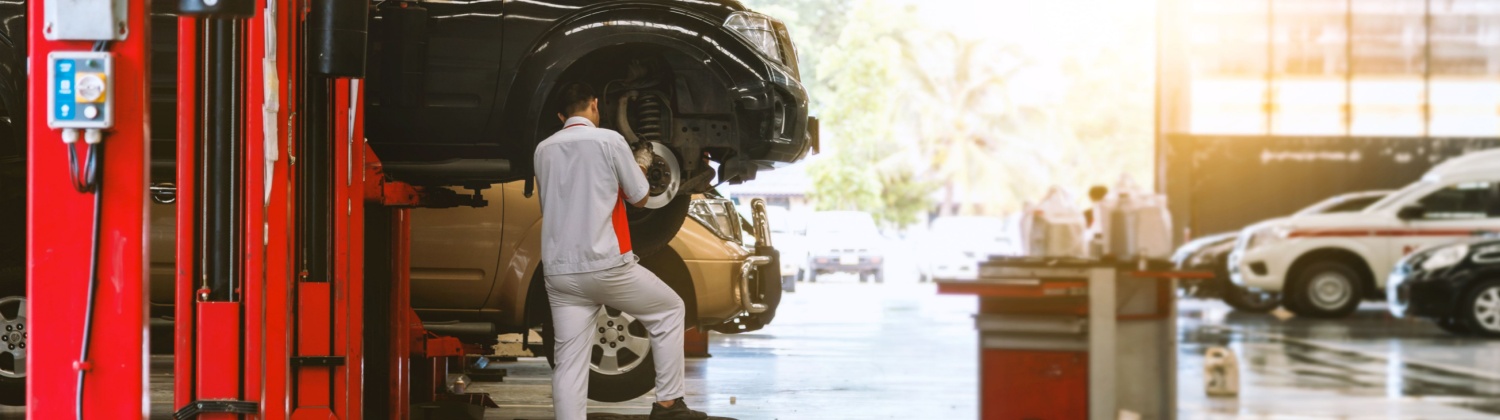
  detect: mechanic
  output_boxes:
[533,83,711,420]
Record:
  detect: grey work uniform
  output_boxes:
[534,116,687,420]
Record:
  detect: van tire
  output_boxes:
[625,194,690,258]
[1286,261,1363,319]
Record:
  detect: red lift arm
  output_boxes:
[29,1,497,417]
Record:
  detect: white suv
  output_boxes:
[1230,149,1500,318]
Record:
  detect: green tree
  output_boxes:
[801,0,932,227]
[898,32,1059,216]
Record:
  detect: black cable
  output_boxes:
[74,141,103,420]
[67,142,101,193]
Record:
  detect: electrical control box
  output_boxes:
[47,52,114,129]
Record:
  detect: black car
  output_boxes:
[1172,232,1281,313]
[1388,238,1500,338]
[362,0,815,189]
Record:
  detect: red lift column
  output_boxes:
[26,0,151,417]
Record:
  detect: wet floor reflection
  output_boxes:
[1179,300,1500,417]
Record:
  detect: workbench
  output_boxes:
[938,258,1211,420]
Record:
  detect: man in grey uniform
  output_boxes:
[534,83,710,420]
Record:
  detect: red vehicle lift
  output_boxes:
[28,1,497,418]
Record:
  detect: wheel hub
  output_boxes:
[1475,286,1500,332]
[0,296,25,379]
[590,307,651,375]
[1309,273,1352,310]
[640,142,680,210]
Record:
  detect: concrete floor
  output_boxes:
[3,273,1499,418]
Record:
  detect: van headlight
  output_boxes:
[724,12,784,62]
[1245,226,1290,252]
[1420,244,1470,271]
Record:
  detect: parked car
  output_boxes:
[145,182,782,403]
[1230,149,1500,318]
[1174,190,1391,312]
[806,211,886,283]
[1388,237,1500,337]
[918,216,1019,282]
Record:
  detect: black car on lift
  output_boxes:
[1388,238,1500,338]
[0,0,814,405]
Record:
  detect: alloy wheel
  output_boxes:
[590,307,651,375]
[1308,272,1353,310]
[0,296,25,379]
[1475,286,1500,333]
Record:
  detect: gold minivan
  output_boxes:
[147,181,782,403]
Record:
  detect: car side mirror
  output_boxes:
[1397,204,1426,221]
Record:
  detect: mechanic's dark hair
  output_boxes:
[557,83,597,117]
[1088,185,1109,202]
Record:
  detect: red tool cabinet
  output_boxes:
[940,260,1207,420]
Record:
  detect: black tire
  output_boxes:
[1285,261,1364,319]
[1221,285,1281,313]
[874,270,884,284]
[1458,280,1500,338]
[858,272,868,283]
[625,194,690,258]
[807,269,818,283]
[538,307,658,403]
[587,307,657,402]
[1434,317,1474,336]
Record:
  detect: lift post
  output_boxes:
[168,1,492,417]
[25,0,152,417]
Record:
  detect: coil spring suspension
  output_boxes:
[633,94,668,144]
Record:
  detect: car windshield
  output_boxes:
[1294,192,1389,216]
[1366,180,1436,213]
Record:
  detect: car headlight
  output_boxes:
[689,198,743,243]
[724,12,783,62]
[1245,226,1290,251]
[1420,243,1470,271]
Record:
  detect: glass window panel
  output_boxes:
[1186,0,1269,135]
[1191,78,1269,134]
[1351,0,1427,75]
[1429,0,1500,136]
[1350,77,1426,135]
[1269,0,1347,135]
[1417,181,1500,219]
[1430,80,1500,136]
[1271,78,1346,135]
[1351,0,1426,136]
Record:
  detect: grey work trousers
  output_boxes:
[545,261,686,420]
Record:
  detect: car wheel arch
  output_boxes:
[1289,247,1378,299]
[501,9,770,174]
[501,218,547,330]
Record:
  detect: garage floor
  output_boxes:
[2,274,1498,418]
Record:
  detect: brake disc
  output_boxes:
[643,141,680,209]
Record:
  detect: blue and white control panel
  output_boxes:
[47,52,113,129]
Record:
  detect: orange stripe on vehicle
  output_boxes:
[613,192,633,255]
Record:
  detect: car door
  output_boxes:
[1388,180,1500,269]
[409,187,506,311]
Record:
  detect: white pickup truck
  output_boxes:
[1230,149,1500,318]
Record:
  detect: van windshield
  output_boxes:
[1365,180,1434,213]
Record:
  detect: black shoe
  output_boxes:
[650,397,708,420]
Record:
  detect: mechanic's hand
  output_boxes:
[634,146,655,169]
